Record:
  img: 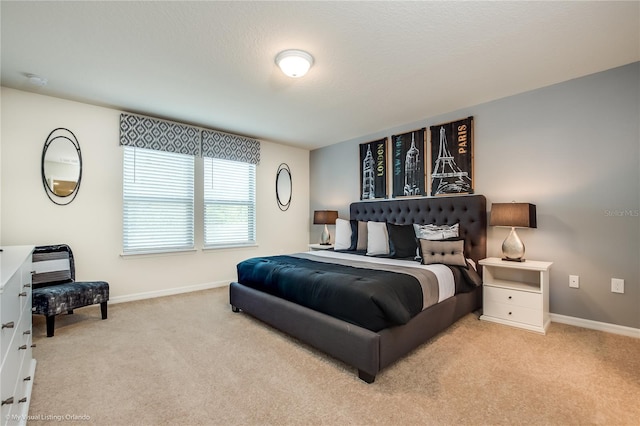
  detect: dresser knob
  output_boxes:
[1,397,13,406]
[18,345,27,350]
[23,330,31,335]
[24,376,31,381]
[31,344,36,348]
[18,397,27,403]
[508,296,512,299]
[18,291,27,297]
[2,321,14,329]
[24,283,31,288]
[508,312,512,315]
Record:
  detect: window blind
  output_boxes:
[204,157,256,247]
[123,147,195,254]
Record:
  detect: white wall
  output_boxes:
[310,63,640,329]
[1,87,310,301]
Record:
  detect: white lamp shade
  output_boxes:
[275,50,314,78]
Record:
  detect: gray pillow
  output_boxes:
[414,223,459,240]
[418,239,466,267]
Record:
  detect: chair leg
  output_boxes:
[46,316,55,337]
[100,302,108,320]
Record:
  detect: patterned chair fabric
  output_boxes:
[32,244,109,337]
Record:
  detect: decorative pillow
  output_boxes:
[352,220,368,251]
[386,223,418,259]
[334,218,353,250]
[461,260,482,287]
[418,239,466,267]
[366,221,389,256]
[414,223,459,240]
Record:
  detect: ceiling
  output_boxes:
[1,1,638,150]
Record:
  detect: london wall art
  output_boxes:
[359,138,387,199]
[391,128,426,198]
[429,117,473,196]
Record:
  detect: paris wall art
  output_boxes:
[429,117,474,196]
[359,138,387,199]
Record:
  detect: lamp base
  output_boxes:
[501,227,525,262]
[320,224,330,245]
[502,257,526,262]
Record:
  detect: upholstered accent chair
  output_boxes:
[32,244,109,337]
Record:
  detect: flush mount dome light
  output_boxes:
[275,49,314,78]
[25,73,48,87]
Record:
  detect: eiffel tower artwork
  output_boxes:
[430,118,473,196]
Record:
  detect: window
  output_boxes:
[123,147,194,254]
[204,157,256,247]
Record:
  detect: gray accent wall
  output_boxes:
[310,62,639,329]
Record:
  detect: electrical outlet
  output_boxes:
[569,275,580,288]
[611,278,624,294]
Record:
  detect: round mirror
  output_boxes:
[41,128,82,205]
[276,163,292,211]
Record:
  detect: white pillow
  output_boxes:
[334,218,353,250]
[413,223,459,240]
[366,221,390,256]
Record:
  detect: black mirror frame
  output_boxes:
[276,163,292,211]
[41,128,82,206]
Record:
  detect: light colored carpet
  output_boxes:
[29,287,640,425]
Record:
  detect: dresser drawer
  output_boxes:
[1,273,22,335]
[483,301,542,327]
[18,263,32,314]
[0,246,35,426]
[484,285,541,310]
[1,334,21,402]
[1,277,22,364]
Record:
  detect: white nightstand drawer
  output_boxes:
[483,301,542,327]
[484,286,541,310]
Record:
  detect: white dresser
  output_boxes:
[1,246,36,426]
[479,257,553,334]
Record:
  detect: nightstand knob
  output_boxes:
[508,312,512,315]
[508,296,512,299]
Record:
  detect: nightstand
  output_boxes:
[479,257,553,334]
[308,243,334,251]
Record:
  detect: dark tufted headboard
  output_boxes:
[350,195,487,268]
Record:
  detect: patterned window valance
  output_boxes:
[119,113,201,156]
[201,129,260,165]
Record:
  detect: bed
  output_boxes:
[229,194,486,383]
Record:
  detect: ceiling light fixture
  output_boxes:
[25,73,48,87]
[275,49,314,78]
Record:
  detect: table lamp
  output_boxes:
[313,210,338,245]
[489,202,537,262]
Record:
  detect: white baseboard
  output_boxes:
[109,286,639,339]
[550,313,640,339]
[109,280,230,305]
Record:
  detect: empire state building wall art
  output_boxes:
[429,117,474,196]
[359,138,387,199]
[391,128,426,198]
